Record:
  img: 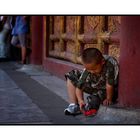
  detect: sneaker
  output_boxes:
[16,65,29,72]
[64,104,81,115]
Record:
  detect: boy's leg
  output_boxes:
[67,79,78,104]
[64,79,81,115]
[87,94,101,110]
[64,70,82,115]
[81,94,101,117]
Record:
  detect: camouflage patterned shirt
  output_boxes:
[65,55,119,100]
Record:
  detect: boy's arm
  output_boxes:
[103,83,114,106]
[76,69,89,109]
[75,88,85,110]
[104,60,116,106]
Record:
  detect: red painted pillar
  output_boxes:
[30,16,43,65]
[119,16,140,108]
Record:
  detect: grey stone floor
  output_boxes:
[0,69,51,124]
[14,63,140,124]
[0,62,82,124]
[0,62,140,124]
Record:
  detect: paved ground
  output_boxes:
[0,62,82,124]
[0,69,50,124]
[0,61,140,124]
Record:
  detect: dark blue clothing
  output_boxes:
[12,16,29,35]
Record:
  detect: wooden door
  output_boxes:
[47,16,120,64]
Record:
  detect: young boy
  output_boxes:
[64,48,119,116]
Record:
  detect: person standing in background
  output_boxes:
[0,16,12,59]
[11,16,31,64]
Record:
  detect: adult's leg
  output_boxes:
[21,47,27,64]
[18,34,28,64]
[11,36,22,61]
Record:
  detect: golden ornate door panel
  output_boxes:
[108,16,120,60]
[78,16,105,54]
[47,16,120,63]
[64,16,77,62]
[49,16,61,57]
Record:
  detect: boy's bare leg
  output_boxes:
[67,79,78,104]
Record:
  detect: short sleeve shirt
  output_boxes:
[65,56,119,93]
[12,16,29,35]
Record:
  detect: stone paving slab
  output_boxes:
[1,62,82,124]
[0,69,51,124]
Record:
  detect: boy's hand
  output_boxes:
[79,100,85,111]
[103,98,112,106]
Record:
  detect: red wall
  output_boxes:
[43,58,83,80]
[119,16,140,108]
[31,16,43,65]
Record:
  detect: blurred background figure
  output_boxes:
[0,16,12,60]
[11,16,31,64]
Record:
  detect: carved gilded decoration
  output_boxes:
[66,16,76,33]
[47,16,120,64]
[108,16,121,33]
[54,16,61,34]
[84,44,103,53]
[84,16,101,34]
[49,42,60,57]
[109,45,120,61]
[65,42,77,62]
